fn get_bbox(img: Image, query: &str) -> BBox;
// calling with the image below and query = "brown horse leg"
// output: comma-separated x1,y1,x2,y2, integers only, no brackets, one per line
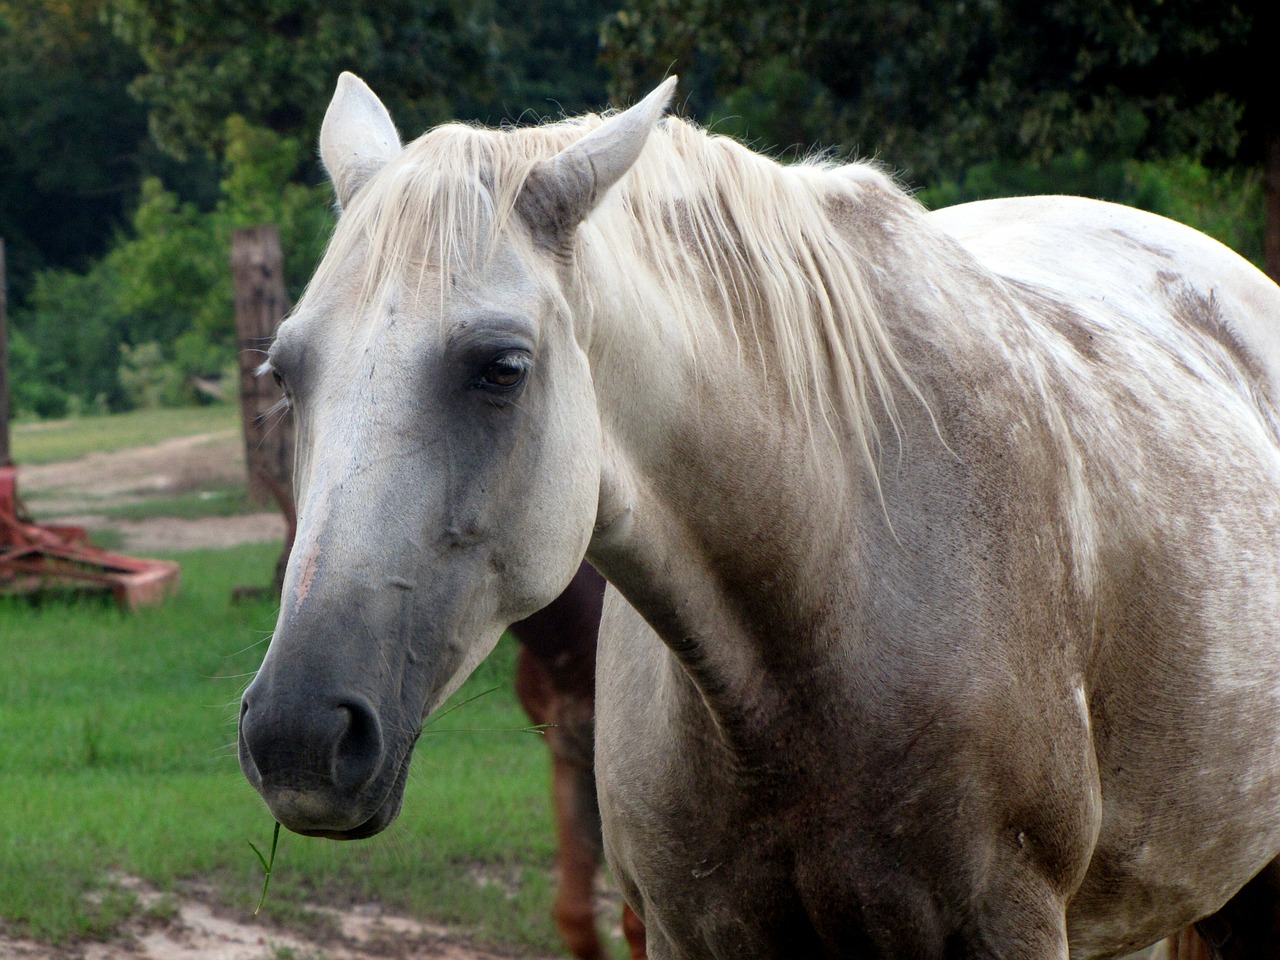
1178,856,1280,959
550,741,607,960
511,565,638,959
514,646,605,960
622,900,648,959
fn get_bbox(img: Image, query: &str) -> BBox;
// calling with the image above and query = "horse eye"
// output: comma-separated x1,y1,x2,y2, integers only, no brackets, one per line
479,353,530,390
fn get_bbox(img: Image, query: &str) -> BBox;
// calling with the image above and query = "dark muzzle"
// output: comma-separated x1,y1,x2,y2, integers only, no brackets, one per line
238,678,402,838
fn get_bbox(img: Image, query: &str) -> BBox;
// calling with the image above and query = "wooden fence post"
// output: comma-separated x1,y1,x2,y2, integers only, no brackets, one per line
0,238,10,467
230,226,294,506
230,226,297,597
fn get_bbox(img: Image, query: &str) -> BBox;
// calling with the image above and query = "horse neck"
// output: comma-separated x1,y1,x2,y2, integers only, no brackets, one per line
577,219,887,732
572,168,1021,741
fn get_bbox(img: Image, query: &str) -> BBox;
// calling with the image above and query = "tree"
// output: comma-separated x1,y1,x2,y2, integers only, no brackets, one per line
487,0,616,118
602,0,1278,279
107,0,621,163
10,118,331,415
0,0,152,299
108,0,504,159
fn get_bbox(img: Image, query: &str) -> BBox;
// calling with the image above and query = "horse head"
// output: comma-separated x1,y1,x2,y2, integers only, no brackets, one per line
237,73,675,838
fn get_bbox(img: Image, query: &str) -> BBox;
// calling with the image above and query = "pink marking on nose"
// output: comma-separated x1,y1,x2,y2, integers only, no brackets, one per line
293,541,322,609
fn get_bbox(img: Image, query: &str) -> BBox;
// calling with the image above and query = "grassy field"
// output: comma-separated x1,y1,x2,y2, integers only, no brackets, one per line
0,544,569,953
13,401,263,535
94,482,256,523
10,404,240,465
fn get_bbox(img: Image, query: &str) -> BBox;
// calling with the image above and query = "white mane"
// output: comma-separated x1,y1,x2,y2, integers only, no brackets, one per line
305,109,923,465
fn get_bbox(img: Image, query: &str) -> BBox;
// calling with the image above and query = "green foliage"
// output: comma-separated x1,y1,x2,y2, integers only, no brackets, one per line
707,57,836,154
919,154,1265,268
487,0,616,117
601,0,1271,278
0,0,150,298
10,119,331,417
602,0,1265,180
0,0,610,423
219,117,335,295
17,258,131,413
1128,159,1265,265
8,0,625,422
105,0,620,159
6,327,72,418
118,341,187,409
0,0,619,311
107,0,508,158
7,0,1270,424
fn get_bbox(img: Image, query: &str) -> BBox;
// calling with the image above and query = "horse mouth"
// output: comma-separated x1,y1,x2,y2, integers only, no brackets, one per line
245,734,417,842
303,743,413,840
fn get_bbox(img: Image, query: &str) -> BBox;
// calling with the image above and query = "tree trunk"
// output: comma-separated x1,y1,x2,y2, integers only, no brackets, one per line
230,226,294,506
230,226,297,598
0,238,10,467
1267,132,1280,286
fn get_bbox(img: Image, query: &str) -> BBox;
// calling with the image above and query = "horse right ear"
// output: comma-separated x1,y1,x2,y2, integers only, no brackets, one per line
320,72,402,212
517,76,677,251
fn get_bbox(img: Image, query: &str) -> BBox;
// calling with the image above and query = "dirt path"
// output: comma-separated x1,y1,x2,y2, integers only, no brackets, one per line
0,875,547,960
15,430,285,553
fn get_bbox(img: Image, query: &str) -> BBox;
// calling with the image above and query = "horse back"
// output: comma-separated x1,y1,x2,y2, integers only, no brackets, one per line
928,195,1280,410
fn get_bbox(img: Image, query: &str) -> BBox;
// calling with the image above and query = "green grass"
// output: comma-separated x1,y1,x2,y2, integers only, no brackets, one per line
0,544,565,953
95,483,256,522
78,528,125,552
10,405,239,465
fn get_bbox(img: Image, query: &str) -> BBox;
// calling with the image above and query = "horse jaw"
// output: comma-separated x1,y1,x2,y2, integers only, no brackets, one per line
320,71,402,210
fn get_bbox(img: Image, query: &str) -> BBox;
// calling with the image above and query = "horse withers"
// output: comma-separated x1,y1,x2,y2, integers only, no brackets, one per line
239,72,1280,958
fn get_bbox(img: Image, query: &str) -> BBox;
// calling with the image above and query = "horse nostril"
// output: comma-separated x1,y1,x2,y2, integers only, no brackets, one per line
238,686,388,807
333,698,385,792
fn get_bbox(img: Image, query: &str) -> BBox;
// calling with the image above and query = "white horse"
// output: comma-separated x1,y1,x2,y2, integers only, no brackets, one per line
238,73,1280,958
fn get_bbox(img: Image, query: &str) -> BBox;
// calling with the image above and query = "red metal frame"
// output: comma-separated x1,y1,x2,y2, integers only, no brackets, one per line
0,465,179,609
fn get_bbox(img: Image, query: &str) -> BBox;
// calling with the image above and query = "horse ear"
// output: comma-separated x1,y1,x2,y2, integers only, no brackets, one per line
320,72,402,211
517,76,677,250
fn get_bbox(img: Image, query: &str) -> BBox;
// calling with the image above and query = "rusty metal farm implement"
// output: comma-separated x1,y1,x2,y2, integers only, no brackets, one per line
0,238,179,608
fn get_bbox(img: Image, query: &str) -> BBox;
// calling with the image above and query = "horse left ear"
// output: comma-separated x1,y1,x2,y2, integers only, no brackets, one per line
517,76,677,250
320,72,402,212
